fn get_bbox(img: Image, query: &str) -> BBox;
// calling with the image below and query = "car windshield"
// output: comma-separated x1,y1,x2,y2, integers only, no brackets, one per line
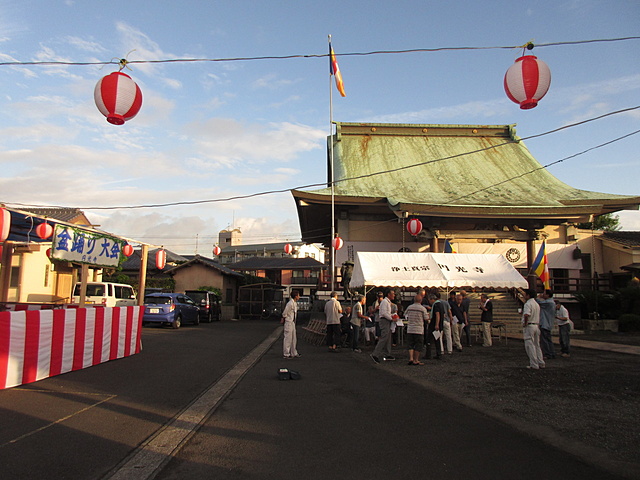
74,284,105,296
144,296,172,305
186,292,206,302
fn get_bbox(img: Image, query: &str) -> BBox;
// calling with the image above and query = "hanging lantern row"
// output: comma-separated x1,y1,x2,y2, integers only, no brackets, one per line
156,249,166,270
94,71,143,125
407,218,423,237
284,243,293,255
0,208,10,243
213,245,221,256
332,236,343,251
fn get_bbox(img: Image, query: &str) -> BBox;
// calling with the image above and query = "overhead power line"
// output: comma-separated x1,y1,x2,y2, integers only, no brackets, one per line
0,36,638,67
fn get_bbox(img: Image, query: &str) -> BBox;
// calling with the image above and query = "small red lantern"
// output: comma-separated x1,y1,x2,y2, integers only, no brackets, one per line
504,55,551,110
94,71,143,125
332,236,344,250
156,249,166,270
213,245,221,256
407,218,422,236
46,248,52,258
284,243,293,255
0,208,10,242
36,222,53,240
122,244,134,257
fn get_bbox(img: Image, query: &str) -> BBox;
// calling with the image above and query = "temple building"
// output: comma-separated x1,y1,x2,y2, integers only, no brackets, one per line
292,122,640,290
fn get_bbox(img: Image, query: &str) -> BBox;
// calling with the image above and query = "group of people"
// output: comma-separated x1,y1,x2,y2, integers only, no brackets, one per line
282,286,572,369
521,288,572,369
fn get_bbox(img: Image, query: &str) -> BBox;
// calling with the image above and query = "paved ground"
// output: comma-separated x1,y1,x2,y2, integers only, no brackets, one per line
155,326,640,480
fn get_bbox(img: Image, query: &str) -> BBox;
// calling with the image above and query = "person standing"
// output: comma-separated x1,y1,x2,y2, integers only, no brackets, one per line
425,293,444,360
282,290,300,359
479,293,493,347
450,293,466,351
555,299,571,358
371,289,396,363
324,291,342,352
522,289,545,369
460,290,472,347
405,294,428,365
441,293,453,354
536,290,557,359
350,295,369,353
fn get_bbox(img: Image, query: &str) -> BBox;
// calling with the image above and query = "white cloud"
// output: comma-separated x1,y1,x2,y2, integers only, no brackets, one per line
370,98,512,123
64,36,106,54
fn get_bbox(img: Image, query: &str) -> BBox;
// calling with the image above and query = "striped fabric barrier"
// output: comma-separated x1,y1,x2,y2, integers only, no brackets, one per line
0,306,143,390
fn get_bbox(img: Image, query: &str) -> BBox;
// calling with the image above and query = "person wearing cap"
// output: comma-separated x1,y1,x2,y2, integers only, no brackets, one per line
282,289,301,359
522,289,545,369
371,289,396,363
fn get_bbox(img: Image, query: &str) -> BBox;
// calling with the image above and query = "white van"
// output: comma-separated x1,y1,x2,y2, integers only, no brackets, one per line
72,282,137,307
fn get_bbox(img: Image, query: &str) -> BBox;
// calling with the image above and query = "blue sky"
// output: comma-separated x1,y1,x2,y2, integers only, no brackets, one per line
0,0,639,254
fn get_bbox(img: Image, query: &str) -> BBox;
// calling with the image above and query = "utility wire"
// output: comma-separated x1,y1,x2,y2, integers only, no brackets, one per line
0,36,638,67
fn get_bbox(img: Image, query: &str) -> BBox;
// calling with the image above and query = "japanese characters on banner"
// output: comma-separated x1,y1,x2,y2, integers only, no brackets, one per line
51,224,127,267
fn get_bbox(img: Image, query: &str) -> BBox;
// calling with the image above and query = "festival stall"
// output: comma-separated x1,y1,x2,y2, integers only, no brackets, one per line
349,252,528,289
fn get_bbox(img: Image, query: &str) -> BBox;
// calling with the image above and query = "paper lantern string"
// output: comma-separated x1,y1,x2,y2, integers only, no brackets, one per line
115,50,137,72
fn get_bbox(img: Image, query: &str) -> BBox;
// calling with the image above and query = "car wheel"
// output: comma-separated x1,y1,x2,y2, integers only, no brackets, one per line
216,311,222,322
193,314,200,326
172,315,182,329
207,312,213,323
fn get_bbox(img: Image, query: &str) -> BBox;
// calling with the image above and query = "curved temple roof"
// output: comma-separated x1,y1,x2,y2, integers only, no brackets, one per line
293,122,639,220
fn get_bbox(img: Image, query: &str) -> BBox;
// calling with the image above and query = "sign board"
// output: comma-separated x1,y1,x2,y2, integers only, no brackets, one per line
51,224,126,267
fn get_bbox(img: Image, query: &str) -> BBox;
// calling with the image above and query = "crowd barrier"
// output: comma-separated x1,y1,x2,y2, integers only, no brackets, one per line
0,306,143,390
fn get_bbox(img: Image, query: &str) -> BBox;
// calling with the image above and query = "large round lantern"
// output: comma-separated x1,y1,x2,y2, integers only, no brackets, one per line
0,208,10,242
213,245,221,256
94,71,143,125
332,236,344,250
156,249,166,270
284,243,293,255
504,55,551,110
407,218,422,236
122,244,134,257
36,222,53,240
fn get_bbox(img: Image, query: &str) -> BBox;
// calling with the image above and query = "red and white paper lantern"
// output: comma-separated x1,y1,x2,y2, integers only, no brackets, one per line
284,243,293,255
122,244,134,257
156,249,166,270
36,222,53,240
94,71,143,125
0,208,10,242
407,218,423,236
504,55,551,110
213,245,221,256
332,236,344,250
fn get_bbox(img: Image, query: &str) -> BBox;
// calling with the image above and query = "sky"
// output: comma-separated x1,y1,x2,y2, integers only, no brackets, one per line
0,0,639,255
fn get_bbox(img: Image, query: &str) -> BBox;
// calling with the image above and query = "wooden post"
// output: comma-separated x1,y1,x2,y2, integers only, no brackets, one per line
138,245,149,306
79,264,89,306
526,235,537,291
430,237,439,253
0,242,13,303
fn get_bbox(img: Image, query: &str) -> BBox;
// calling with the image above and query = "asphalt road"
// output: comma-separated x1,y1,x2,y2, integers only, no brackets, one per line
0,319,277,480
0,319,630,480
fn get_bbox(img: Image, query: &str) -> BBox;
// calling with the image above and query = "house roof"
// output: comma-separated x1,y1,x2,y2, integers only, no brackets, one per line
120,248,188,271
600,231,640,248
292,122,640,221
228,257,325,270
18,207,95,225
167,254,243,277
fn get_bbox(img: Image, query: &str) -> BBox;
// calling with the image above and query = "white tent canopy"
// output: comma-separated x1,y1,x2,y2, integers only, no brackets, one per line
349,252,528,289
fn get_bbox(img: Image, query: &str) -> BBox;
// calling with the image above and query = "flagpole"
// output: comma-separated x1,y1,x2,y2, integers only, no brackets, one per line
328,34,336,292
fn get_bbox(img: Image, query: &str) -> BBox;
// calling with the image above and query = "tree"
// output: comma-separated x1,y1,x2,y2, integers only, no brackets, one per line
577,213,621,232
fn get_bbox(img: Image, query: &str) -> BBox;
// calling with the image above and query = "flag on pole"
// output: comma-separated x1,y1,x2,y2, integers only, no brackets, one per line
444,240,457,253
329,42,346,97
531,240,551,289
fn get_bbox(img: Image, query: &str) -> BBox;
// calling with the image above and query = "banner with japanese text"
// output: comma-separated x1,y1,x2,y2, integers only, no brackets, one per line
51,224,125,267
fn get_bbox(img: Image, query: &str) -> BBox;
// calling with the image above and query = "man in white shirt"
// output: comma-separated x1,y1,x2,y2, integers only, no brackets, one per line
282,290,300,359
324,291,342,352
522,289,545,369
555,299,571,358
371,289,396,363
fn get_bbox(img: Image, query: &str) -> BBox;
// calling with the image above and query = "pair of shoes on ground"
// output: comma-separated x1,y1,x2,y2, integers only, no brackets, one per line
561,353,570,358
407,361,424,366
283,354,301,359
352,348,362,353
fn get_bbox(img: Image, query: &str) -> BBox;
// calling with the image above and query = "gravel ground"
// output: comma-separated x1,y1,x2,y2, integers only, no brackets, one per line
352,334,640,474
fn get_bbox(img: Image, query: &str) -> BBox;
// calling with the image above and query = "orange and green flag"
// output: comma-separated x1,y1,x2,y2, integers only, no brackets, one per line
531,240,550,289
329,42,346,97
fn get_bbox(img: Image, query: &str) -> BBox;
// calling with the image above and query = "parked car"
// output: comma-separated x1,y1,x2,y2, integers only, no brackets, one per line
184,290,222,323
142,293,200,329
72,282,137,307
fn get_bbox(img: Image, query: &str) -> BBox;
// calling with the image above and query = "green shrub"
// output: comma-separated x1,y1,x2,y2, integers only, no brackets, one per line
618,314,640,332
